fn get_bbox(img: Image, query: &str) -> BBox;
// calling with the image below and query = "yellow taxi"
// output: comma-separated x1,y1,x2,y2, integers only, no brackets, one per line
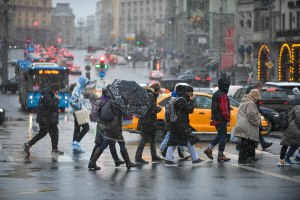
122,92,269,135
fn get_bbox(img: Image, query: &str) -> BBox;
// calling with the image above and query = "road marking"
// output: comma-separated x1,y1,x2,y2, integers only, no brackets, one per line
232,164,300,184
0,188,56,197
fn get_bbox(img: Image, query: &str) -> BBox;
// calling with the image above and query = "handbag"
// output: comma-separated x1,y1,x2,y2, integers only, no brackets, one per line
74,109,90,125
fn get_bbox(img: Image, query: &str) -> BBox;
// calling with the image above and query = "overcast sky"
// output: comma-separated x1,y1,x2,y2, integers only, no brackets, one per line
52,0,98,24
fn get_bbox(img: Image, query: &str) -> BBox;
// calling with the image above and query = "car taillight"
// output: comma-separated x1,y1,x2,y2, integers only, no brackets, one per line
195,76,201,81
258,101,264,105
284,101,288,105
206,76,211,81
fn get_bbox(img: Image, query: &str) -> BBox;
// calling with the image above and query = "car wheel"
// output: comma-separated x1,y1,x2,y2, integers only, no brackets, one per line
262,118,272,136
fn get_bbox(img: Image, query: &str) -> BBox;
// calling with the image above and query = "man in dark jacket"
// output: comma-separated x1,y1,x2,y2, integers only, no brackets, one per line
135,83,163,163
23,84,64,155
204,77,231,162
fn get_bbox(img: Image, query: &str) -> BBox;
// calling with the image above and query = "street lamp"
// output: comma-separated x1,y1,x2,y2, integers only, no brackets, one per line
1,0,10,84
78,18,85,49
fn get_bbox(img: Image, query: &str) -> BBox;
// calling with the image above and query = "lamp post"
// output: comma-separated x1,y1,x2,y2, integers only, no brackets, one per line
78,18,85,49
217,5,223,80
1,0,9,84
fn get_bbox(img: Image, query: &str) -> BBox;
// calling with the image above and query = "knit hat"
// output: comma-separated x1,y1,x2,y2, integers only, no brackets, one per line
249,89,261,100
293,87,300,95
150,83,161,92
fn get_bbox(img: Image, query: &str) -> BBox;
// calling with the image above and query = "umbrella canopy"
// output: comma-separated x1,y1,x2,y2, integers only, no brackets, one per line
107,79,151,117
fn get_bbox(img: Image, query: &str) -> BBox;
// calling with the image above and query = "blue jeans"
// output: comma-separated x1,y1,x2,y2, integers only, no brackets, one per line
159,131,185,152
209,123,227,155
166,141,199,161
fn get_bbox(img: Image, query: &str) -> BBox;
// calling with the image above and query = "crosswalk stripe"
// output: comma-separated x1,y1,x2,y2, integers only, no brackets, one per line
232,164,300,184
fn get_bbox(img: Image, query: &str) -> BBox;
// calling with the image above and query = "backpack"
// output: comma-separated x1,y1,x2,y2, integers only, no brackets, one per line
99,101,114,122
89,100,101,122
165,97,179,124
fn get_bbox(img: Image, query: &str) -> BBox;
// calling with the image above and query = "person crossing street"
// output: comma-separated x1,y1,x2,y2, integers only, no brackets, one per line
23,83,64,155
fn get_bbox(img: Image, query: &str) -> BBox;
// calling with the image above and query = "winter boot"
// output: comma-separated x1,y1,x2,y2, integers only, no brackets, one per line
121,149,138,170
109,144,125,167
88,147,102,170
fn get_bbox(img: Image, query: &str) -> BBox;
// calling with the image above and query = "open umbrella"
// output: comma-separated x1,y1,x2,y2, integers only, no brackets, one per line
107,79,150,117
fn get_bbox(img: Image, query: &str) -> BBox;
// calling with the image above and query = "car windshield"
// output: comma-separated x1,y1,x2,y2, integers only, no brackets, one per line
261,91,288,99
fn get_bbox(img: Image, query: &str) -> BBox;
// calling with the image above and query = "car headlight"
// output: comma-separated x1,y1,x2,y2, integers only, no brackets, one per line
261,115,265,121
0,108,3,112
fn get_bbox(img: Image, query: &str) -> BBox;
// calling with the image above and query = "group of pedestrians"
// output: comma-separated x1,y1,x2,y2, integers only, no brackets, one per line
22,75,300,170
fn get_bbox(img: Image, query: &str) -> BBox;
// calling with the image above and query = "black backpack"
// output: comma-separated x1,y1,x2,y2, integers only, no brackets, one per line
99,101,114,122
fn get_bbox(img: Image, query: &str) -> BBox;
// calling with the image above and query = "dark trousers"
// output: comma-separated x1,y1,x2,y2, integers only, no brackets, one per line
73,114,89,142
210,123,227,154
280,145,299,159
98,138,126,154
239,138,256,161
135,133,157,160
28,123,59,149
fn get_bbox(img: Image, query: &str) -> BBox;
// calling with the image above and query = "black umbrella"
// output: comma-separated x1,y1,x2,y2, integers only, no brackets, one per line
107,79,151,117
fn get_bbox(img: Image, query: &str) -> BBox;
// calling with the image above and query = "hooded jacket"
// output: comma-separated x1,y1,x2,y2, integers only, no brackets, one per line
280,105,300,146
70,76,89,113
36,88,59,124
233,94,260,142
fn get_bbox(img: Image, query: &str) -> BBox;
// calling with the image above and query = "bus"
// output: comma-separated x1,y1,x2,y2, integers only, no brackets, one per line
16,60,70,111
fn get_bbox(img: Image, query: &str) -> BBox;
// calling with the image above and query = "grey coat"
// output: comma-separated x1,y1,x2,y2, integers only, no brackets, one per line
280,105,300,146
233,94,260,142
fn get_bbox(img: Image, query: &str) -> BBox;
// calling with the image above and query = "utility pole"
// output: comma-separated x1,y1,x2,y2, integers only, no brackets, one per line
218,4,223,80
1,0,9,84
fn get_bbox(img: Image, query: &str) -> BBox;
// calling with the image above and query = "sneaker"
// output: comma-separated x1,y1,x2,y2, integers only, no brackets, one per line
152,156,163,162
179,149,191,160
165,160,178,167
204,148,213,160
72,142,85,153
135,158,149,164
217,154,231,162
278,159,290,167
23,143,31,155
285,157,294,165
262,142,273,151
52,149,64,155
192,158,205,165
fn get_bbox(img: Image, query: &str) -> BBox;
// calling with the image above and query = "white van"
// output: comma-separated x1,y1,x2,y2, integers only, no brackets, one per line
264,82,300,99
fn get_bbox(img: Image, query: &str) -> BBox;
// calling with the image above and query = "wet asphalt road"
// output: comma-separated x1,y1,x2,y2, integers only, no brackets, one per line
1,93,300,200
1,49,300,199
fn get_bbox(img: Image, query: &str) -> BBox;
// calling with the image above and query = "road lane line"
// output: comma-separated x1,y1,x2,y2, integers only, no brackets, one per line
0,188,56,197
232,164,300,184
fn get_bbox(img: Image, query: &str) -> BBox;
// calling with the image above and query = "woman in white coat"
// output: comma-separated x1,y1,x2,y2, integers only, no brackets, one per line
234,89,261,163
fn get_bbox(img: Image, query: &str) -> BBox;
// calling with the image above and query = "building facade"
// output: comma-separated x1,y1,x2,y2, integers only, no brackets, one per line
0,0,53,46
52,3,75,48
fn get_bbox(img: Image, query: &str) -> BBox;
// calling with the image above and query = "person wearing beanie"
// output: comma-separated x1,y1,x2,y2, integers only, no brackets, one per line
135,84,163,164
23,83,64,155
70,76,90,153
204,77,231,162
234,89,261,163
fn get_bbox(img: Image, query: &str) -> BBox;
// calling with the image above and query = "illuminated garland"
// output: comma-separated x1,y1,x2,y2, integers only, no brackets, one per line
257,45,270,81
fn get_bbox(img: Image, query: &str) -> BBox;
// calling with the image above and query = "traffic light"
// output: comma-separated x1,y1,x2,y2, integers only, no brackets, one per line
96,56,108,69
136,40,141,45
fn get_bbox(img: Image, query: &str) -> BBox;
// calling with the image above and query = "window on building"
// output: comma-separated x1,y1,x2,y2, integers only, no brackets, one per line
297,11,300,30
282,13,285,30
289,12,293,30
